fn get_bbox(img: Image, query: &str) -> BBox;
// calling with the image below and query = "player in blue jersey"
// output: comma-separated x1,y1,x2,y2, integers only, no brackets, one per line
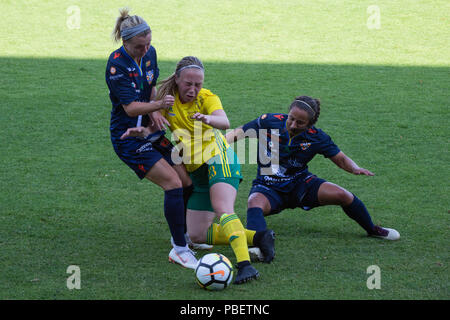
226,95,400,260
105,9,197,269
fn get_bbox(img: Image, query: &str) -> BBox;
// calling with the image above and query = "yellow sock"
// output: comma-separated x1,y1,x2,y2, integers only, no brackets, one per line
245,229,256,246
206,223,228,245
206,223,256,246
219,213,250,263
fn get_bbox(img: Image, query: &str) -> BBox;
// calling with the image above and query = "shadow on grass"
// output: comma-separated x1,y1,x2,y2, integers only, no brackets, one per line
0,57,448,126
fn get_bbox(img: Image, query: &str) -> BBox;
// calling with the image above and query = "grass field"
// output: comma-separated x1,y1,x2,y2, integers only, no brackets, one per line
0,0,448,301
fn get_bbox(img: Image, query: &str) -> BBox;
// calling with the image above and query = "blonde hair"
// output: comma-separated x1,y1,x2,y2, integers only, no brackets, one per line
156,56,204,100
112,8,151,42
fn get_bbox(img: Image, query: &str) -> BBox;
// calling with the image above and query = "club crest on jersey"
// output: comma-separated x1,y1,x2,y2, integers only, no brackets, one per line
300,141,311,150
110,66,116,75
146,70,154,84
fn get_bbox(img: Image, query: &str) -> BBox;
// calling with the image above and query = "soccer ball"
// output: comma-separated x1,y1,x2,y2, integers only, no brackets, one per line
195,253,233,290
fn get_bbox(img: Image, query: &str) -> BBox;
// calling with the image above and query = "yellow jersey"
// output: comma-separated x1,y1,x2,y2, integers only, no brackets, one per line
161,88,230,172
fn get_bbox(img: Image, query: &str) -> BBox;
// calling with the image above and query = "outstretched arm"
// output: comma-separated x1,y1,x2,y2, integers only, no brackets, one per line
329,151,374,176
225,126,245,145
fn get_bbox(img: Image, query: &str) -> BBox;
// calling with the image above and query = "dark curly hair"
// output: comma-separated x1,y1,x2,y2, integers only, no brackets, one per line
289,96,321,126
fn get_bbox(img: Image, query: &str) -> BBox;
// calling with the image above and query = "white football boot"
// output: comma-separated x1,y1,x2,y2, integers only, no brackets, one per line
168,247,198,269
370,225,400,240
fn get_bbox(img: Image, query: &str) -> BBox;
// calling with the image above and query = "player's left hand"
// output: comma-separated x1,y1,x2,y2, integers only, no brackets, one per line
353,168,374,176
191,112,211,124
120,126,150,140
149,111,170,131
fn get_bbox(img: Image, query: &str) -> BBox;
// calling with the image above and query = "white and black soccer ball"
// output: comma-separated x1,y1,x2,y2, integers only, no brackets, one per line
195,253,233,290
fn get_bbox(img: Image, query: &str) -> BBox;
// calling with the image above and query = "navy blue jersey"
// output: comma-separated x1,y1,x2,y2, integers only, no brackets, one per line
242,113,340,191
106,46,160,141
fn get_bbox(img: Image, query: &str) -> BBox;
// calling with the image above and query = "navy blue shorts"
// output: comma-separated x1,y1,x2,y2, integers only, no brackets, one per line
249,174,326,215
112,133,175,180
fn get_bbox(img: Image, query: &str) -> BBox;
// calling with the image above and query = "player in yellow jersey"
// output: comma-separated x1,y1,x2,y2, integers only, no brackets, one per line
121,56,275,284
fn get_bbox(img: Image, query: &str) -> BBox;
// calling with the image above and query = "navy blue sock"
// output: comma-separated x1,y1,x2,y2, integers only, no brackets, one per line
246,207,267,232
342,195,375,234
164,188,186,247
182,184,194,233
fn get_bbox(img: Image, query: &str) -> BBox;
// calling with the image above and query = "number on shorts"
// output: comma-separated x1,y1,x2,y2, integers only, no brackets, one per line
208,166,217,180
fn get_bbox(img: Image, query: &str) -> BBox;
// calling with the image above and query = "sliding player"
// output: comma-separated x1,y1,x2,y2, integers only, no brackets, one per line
226,95,400,260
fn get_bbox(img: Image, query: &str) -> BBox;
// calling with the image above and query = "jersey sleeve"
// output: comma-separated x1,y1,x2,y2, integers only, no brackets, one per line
242,118,260,132
106,62,138,106
242,113,277,132
202,94,223,115
318,131,341,158
241,114,273,140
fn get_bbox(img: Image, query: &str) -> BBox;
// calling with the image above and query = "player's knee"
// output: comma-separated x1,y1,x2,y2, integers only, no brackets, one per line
247,197,259,208
337,189,354,206
247,193,268,210
164,175,183,190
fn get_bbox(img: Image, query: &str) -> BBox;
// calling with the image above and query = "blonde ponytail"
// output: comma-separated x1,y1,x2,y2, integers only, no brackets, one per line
112,8,150,42
156,74,177,100
112,8,130,42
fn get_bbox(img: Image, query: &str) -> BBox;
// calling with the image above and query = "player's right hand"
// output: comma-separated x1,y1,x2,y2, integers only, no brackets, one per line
160,95,175,109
